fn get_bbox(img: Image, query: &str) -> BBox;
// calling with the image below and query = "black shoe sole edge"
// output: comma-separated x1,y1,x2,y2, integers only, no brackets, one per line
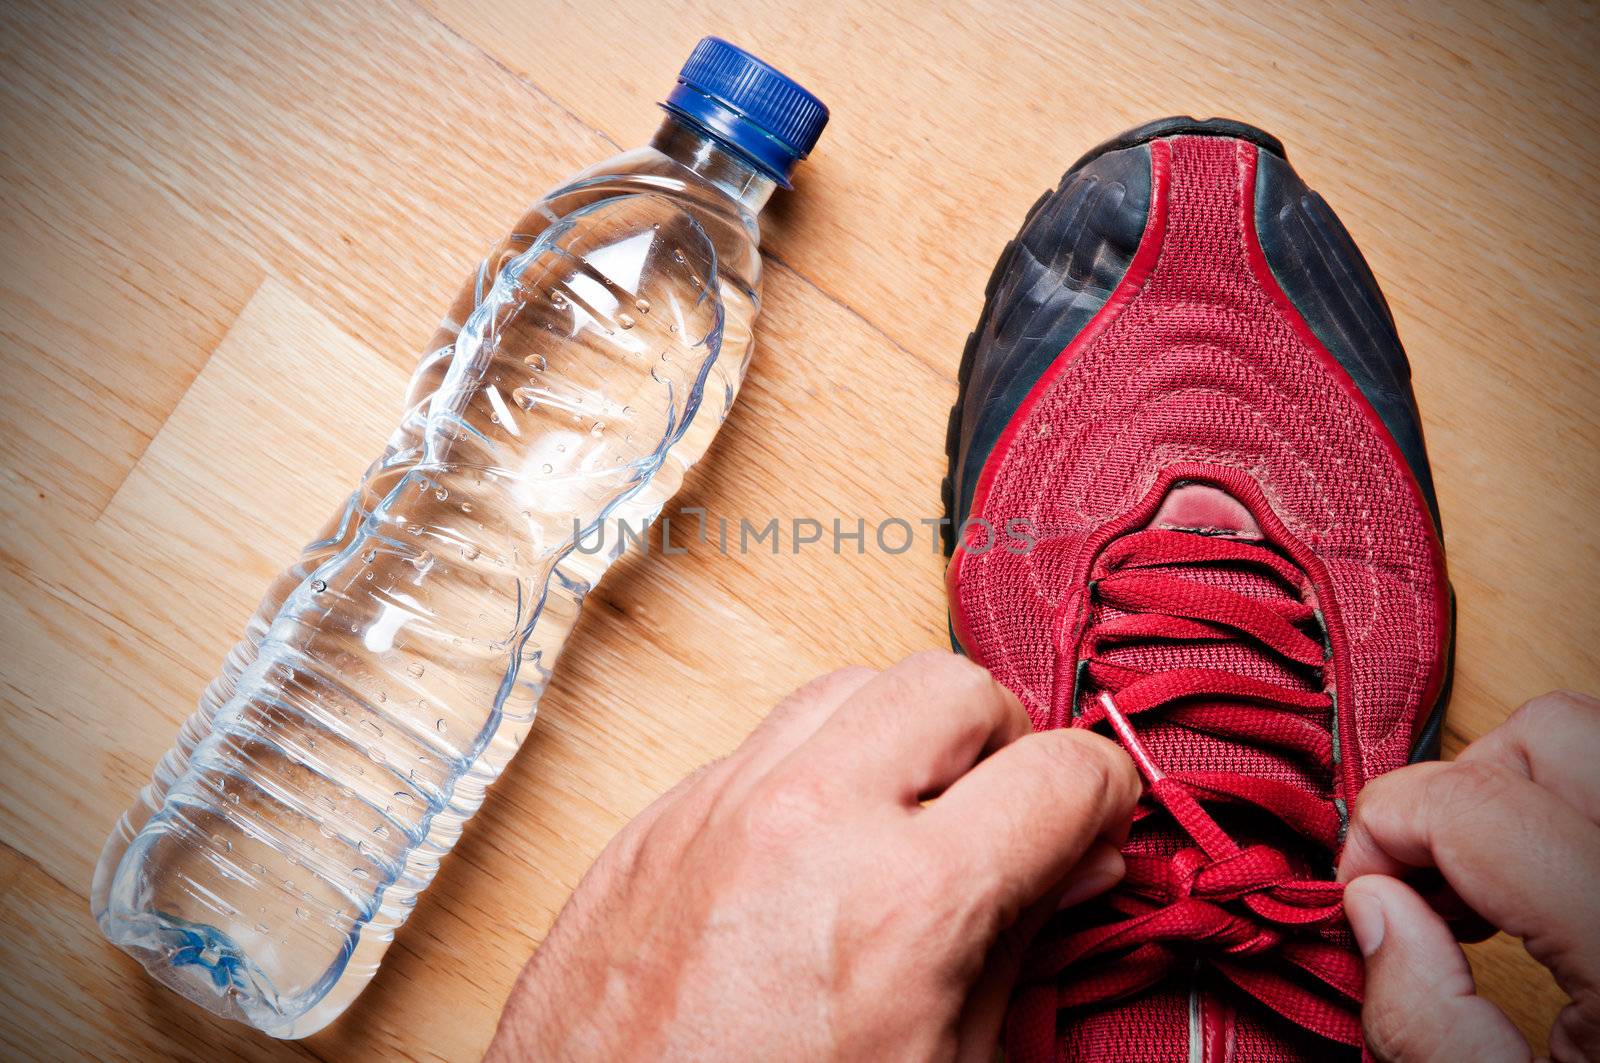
1066,115,1286,175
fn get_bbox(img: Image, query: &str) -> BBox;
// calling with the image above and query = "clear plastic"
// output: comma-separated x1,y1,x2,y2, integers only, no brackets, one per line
91,117,773,1037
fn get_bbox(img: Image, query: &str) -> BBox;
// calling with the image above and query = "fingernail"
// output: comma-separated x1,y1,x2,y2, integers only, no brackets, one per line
1344,882,1386,956
1058,846,1125,910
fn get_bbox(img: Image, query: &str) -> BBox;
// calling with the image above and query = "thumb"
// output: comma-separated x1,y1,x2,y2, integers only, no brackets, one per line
1344,875,1528,1062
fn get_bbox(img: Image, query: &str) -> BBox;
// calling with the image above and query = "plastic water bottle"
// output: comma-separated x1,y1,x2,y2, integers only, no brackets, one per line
91,38,827,1038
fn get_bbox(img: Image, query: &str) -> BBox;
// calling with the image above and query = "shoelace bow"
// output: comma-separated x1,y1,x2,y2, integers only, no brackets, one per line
1022,528,1364,1049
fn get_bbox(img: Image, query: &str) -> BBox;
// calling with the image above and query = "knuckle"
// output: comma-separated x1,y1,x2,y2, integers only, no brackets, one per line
739,772,830,844
1515,689,1600,732
886,651,1018,731
796,665,875,703
1437,759,1518,811
830,664,878,687
909,649,994,697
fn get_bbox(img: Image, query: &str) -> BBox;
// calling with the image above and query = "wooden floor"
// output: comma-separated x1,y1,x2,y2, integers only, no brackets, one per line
1,1,1595,1059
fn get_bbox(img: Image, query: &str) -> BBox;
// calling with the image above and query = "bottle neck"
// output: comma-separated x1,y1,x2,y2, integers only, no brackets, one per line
651,116,777,213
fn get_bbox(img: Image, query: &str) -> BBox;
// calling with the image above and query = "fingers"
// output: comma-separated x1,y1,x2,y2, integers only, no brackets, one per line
611,666,878,864
952,841,1125,1062
922,726,1139,919
731,665,880,779
1344,875,1528,1062
1457,691,1600,824
787,651,1033,803
1339,757,1600,1047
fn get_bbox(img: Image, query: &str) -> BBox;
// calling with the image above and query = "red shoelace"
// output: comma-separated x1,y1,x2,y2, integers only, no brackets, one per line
1017,528,1363,1050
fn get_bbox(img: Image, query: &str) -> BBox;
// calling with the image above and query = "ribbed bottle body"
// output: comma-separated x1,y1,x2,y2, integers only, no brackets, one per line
92,146,762,1037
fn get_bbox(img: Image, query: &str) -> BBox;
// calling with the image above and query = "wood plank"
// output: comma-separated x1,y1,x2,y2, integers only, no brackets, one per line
0,0,1593,1057
0,843,312,1062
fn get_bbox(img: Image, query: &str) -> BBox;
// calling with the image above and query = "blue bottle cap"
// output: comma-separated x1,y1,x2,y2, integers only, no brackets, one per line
663,37,828,189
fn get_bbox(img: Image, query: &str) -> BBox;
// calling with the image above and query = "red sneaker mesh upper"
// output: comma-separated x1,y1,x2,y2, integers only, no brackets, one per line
951,134,1447,778
949,135,1450,1061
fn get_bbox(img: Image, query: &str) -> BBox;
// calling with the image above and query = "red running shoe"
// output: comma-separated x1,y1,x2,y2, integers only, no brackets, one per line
943,118,1452,1059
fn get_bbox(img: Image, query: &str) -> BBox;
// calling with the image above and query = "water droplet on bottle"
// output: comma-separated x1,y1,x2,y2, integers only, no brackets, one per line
362,549,377,564
211,833,231,852
436,718,448,734
226,791,240,804
412,550,433,570
365,571,374,580
524,353,548,371
673,249,686,263
310,579,327,593
541,463,553,474
512,387,536,410
635,297,651,314
462,543,480,560
392,791,414,805
617,313,635,330
407,662,424,678
460,501,473,513
668,322,678,334
434,487,448,502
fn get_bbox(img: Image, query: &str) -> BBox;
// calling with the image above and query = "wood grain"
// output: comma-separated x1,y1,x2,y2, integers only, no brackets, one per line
0,0,1594,1058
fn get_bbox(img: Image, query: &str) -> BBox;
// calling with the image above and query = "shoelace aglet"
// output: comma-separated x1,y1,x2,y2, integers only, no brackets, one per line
1098,691,1167,785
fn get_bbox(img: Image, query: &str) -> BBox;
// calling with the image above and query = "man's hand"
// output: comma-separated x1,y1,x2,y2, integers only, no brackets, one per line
487,651,1139,1061
1339,690,1600,1063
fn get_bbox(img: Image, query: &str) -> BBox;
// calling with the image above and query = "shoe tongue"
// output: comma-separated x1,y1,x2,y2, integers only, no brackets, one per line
1146,482,1265,539
1082,485,1331,856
